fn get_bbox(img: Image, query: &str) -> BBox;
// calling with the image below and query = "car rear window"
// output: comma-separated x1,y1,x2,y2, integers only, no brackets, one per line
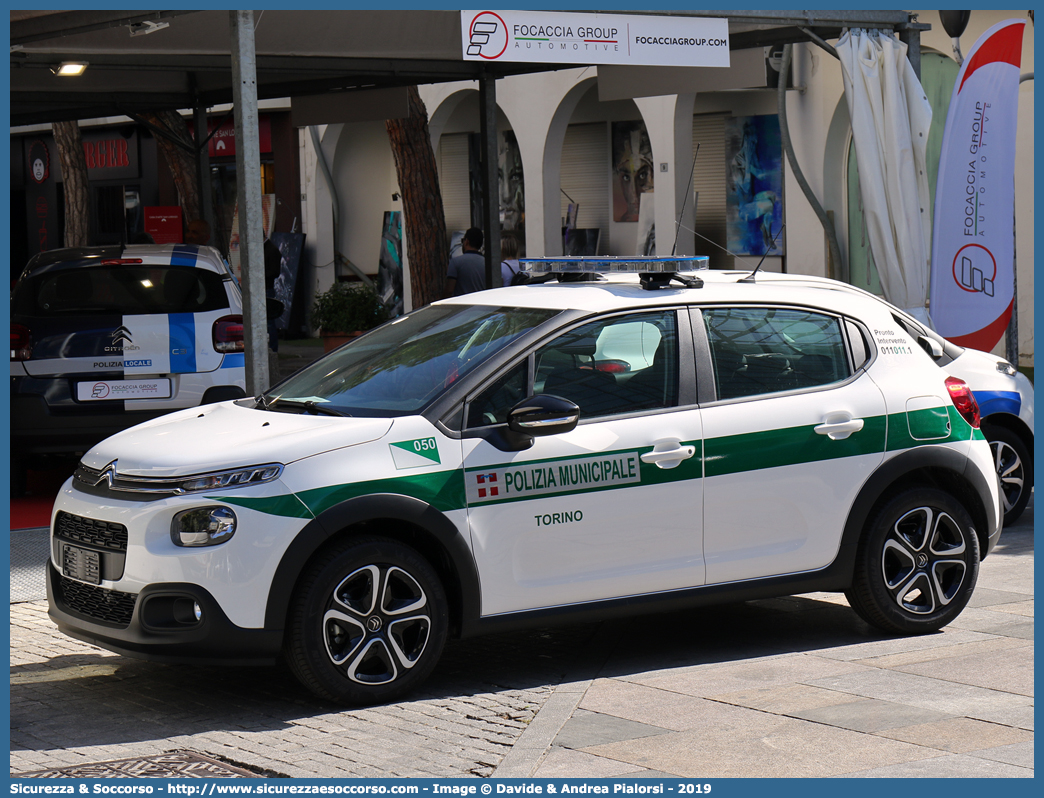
12,266,230,316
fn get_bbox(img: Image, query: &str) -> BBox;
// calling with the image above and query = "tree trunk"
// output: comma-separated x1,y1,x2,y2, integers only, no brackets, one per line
386,86,449,308
142,110,202,226
52,120,91,247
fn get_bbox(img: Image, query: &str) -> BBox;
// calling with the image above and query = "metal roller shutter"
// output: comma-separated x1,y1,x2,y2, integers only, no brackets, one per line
437,133,471,236
692,114,729,269
560,122,610,253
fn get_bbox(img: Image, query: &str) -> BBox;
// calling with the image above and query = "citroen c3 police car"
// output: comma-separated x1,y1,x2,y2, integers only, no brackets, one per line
47,257,1002,705
746,272,1034,526
11,244,247,493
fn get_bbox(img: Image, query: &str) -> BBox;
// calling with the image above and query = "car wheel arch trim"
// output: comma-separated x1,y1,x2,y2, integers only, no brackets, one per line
841,445,998,577
264,493,480,634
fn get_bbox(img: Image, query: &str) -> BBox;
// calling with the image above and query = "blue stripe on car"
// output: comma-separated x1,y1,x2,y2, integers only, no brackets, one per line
168,314,197,373
973,390,1021,419
170,245,199,267
220,353,245,369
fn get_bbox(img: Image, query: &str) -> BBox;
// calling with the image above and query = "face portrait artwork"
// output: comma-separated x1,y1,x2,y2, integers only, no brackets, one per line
28,140,50,184
612,121,654,223
498,130,525,233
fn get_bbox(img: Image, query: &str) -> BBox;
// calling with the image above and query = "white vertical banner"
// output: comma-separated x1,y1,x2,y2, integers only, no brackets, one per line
929,19,1025,350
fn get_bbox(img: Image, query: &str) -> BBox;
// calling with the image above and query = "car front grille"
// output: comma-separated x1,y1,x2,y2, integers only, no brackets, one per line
58,576,137,627
54,511,128,552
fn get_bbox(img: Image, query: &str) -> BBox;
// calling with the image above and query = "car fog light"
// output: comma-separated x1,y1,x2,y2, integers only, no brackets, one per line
194,602,203,622
171,507,237,547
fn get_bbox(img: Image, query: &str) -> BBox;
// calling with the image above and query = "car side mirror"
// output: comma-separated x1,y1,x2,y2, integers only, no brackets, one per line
918,335,944,360
485,394,580,452
508,394,580,436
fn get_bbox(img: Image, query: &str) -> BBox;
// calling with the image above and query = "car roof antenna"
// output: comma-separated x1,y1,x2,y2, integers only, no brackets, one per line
671,143,700,257
739,224,785,283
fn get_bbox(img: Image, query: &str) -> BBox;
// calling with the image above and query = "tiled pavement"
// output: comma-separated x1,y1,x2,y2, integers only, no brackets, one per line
11,498,1033,778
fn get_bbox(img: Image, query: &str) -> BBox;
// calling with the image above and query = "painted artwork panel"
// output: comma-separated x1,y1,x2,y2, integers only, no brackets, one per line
725,115,785,257
612,121,654,222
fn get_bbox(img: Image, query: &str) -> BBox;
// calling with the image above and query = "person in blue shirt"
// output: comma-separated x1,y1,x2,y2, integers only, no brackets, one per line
445,227,486,297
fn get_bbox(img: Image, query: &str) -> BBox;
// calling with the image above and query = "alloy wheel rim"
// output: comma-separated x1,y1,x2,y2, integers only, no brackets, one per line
322,564,431,685
990,440,1025,514
881,506,967,615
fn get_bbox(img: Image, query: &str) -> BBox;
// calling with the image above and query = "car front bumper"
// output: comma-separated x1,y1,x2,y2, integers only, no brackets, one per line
46,561,283,665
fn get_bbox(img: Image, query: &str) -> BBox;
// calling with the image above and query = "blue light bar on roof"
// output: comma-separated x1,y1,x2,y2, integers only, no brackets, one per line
520,256,709,275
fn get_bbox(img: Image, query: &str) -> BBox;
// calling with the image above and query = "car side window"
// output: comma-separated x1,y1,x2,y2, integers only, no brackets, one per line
466,362,528,428
704,307,850,400
535,310,678,420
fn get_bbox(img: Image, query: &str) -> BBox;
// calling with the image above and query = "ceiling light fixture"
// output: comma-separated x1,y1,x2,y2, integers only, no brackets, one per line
129,20,170,37
52,62,89,77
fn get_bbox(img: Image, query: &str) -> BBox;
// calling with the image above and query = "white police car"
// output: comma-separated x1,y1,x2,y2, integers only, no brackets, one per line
747,273,1034,525
11,244,246,493
47,258,1002,705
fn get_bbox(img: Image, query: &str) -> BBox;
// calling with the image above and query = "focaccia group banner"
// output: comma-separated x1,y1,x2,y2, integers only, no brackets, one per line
461,10,729,67
929,19,1025,350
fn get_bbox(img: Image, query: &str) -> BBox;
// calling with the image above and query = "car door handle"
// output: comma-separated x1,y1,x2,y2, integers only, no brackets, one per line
814,413,865,441
640,441,696,469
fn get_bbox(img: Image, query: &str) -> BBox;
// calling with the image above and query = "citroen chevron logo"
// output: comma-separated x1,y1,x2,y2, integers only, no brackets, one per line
111,326,133,345
94,461,119,489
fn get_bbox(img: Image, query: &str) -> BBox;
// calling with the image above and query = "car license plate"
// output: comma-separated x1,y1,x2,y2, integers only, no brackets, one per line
62,544,101,585
76,379,172,401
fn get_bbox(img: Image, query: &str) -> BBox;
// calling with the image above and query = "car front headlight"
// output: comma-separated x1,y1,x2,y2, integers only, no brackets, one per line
996,361,1018,377
171,507,237,547
178,464,283,493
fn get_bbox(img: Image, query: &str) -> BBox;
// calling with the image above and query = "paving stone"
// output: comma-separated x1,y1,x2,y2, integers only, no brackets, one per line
580,676,740,731
623,653,872,698
851,636,1029,670
532,746,651,778
969,741,1035,769
555,709,670,749
838,753,1033,778
712,683,877,715
876,716,1034,753
890,644,1034,696
791,698,953,733
966,587,1032,608
948,607,1035,639
577,714,940,778
988,600,1034,617
806,668,1034,727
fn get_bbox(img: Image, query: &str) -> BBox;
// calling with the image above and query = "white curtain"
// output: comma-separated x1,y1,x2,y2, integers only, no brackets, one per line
837,28,933,325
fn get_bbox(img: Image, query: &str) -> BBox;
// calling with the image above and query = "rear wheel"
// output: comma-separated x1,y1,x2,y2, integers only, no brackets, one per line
984,425,1032,526
846,488,979,634
286,536,448,705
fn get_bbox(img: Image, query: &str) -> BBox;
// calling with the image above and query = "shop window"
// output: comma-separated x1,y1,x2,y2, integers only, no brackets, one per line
92,184,143,245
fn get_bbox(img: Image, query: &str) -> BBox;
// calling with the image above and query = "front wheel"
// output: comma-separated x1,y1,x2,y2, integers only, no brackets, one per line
846,488,980,634
286,536,448,705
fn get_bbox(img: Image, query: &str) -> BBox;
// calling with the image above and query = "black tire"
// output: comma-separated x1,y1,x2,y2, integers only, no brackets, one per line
846,488,979,634
984,425,1032,526
286,536,448,705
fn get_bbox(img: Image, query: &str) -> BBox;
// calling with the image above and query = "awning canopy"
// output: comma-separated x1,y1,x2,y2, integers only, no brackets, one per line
10,9,927,127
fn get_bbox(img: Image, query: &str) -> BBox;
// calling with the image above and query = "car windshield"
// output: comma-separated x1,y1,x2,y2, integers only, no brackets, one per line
266,304,560,416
